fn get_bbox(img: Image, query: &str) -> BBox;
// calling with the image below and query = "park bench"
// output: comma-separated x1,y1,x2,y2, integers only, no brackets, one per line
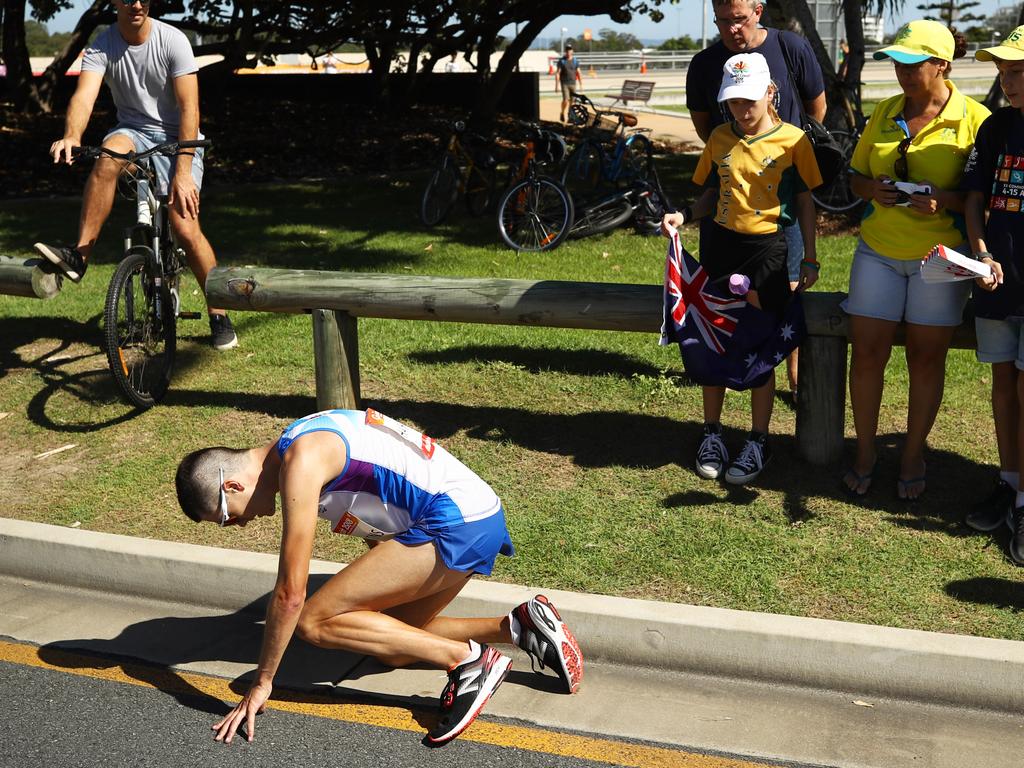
205,267,979,467
604,79,655,109
0,256,64,300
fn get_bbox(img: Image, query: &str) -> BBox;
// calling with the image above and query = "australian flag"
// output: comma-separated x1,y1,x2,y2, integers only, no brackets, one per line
659,227,806,390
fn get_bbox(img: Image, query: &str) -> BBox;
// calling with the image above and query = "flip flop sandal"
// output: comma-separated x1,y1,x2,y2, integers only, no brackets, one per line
897,475,927,502
842,466,874,499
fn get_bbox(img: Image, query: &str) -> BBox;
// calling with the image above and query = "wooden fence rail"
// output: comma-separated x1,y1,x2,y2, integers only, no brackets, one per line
0,257,64,300
205,266,979,466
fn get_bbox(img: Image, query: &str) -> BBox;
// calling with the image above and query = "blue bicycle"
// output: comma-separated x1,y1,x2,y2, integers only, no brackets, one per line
561,93,654,205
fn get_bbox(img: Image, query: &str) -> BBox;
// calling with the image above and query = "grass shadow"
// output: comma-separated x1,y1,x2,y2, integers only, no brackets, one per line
945,577,1024,612
408,344,671,380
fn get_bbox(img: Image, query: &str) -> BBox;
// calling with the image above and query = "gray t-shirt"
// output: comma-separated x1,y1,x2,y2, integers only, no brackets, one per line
82,19,197,133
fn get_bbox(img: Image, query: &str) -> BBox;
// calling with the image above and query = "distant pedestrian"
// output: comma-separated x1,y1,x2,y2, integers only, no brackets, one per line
444,52,459,73
176,408,583,745
324,51,339,74
555,43,582,122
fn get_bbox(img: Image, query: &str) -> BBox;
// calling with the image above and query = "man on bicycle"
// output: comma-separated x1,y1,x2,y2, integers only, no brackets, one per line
35,0,237,350
175,408,583,744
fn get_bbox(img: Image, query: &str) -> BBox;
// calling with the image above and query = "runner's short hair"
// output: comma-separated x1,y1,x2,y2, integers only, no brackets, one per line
175,447,248,522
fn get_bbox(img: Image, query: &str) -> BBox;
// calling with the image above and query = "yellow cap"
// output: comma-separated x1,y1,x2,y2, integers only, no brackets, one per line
976,25,1024,62
874,20,954,64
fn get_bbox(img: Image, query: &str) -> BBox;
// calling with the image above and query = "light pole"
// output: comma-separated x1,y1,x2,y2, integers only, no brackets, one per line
561,26,568,53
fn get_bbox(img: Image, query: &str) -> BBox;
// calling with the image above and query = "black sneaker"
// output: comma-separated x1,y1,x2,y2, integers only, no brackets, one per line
966,477,1016,532
427,641,511,745
209,314,238,350
695,423,729,480
725,432,771,485
1010,507,1024,567
33,242,87,283
510,594,583,694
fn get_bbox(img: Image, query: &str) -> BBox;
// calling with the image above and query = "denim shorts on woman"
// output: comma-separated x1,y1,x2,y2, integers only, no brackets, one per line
842,238,970,327
975,316,1024,368
104,126,205,198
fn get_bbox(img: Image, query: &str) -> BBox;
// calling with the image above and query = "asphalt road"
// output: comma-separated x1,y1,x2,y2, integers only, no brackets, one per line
0,653,809,768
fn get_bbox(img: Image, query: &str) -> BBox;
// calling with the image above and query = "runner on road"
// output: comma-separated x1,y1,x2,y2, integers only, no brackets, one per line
175,408,583,745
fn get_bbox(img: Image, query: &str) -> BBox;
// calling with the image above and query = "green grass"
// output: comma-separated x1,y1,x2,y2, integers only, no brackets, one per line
2,161,1022,642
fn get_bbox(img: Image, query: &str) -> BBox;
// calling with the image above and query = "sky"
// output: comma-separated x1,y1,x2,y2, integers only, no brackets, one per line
43,0,1016,44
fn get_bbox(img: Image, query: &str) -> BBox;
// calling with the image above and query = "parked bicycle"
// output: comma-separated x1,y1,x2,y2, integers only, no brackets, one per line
812,84,867,213
569,174,672,241
71,139,209,409
561,93,654,203
496,123,574,252
420,120,497,226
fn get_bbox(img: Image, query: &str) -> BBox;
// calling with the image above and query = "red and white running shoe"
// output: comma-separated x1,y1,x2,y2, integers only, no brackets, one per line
427,641,512,745
511,594,583,694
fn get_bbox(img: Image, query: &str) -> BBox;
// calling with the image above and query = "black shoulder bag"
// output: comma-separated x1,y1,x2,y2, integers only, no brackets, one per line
777,31,845,185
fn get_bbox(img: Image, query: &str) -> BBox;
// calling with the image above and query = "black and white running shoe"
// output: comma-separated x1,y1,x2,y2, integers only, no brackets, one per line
427,641,512,745
510,594,583,694
33,242,87,283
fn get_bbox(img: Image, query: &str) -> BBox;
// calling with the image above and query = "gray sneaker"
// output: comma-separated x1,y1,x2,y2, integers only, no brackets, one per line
695,423,729,480
209,314,238,350
725,433,771,485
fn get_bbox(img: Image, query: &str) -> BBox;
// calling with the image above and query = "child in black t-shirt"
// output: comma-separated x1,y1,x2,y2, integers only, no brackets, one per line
961,26,1024,564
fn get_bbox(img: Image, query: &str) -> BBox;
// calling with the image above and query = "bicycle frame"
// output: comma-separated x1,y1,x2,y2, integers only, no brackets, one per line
121,161,178,325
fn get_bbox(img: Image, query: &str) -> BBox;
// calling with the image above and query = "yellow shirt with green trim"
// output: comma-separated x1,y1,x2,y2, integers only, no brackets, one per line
693,120,822,236
851,80,990,260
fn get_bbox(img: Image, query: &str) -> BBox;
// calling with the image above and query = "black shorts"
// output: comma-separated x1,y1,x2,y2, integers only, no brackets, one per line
698,220,791,316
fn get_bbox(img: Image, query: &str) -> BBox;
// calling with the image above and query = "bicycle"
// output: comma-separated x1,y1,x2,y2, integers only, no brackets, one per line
561,93,654,204
420,121,498,226
812,84,867,213
496,123,574,252
71,139,210,409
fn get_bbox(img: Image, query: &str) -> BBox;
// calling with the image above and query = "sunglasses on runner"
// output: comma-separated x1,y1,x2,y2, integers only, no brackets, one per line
894,136,912,181
117,0,151,7
217,468,229,526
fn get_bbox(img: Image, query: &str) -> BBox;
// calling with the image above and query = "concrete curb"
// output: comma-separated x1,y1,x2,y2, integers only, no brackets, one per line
3,517,1022,713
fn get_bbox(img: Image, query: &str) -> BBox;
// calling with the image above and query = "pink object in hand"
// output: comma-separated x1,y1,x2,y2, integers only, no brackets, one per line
729,274,751,296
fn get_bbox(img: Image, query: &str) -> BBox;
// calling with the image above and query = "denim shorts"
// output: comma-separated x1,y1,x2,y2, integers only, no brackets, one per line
784,221,804,282
104,126,205,197
843,238,970,327
976,316,1024,368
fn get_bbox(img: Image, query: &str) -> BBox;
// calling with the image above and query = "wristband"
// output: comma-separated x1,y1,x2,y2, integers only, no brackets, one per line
680,205,694,225
800,258,820,271
974,251,993,261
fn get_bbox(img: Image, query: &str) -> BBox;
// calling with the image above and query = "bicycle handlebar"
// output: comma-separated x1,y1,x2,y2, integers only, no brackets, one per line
71,138,212,162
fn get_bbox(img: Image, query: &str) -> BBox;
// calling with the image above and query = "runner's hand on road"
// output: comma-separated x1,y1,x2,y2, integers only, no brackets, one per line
213,680,271,743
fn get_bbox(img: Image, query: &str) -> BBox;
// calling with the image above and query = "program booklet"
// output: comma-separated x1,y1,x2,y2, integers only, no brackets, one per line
920,245,994,283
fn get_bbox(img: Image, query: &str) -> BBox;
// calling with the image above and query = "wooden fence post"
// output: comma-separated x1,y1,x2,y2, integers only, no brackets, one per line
0,257,63,299
312,309,360,410
796,334,847,465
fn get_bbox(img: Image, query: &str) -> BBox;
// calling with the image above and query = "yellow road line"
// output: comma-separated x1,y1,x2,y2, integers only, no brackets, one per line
0,639,773,768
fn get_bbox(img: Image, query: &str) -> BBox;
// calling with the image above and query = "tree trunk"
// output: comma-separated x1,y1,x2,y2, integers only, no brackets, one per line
471,15,553,126
838,0,866,131
2,0,34,110
29,0,110,114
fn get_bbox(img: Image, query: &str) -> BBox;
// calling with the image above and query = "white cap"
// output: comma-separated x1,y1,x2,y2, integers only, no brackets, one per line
717,53,772,102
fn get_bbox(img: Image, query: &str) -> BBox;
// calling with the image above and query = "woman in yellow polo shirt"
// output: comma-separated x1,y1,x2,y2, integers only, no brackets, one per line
842,21,990,500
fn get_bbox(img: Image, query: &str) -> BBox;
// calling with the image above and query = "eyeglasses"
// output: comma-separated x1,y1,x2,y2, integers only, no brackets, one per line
714,12,755,30
894,136,912,181
118,0,151,6
217,468,230,526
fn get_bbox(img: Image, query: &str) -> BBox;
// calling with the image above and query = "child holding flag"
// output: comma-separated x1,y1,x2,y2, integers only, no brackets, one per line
661,52,822,485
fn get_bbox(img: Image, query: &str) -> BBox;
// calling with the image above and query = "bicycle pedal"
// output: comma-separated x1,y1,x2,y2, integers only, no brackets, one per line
178,311,202,320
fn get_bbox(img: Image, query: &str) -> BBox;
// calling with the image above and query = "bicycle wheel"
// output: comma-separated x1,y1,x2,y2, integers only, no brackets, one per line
619,134,653,183
465,164,496,217
420,154,460,226
497,176,574,252
561,140,604,204
103,249,176,409
811,130,862,213
569,194,634,239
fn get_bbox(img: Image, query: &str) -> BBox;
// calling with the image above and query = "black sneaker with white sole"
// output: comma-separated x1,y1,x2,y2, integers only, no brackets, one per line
725,432,771,485
209,314,238,350
965,476,1015,532
33,242,87,283
427,641,512,745
695,422,729,480
510,594,583,694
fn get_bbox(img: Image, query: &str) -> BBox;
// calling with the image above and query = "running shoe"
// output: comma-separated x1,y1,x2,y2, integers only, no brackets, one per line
510,594,583,694
209,313,239,350
426,641,511,745
33,242,87,283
